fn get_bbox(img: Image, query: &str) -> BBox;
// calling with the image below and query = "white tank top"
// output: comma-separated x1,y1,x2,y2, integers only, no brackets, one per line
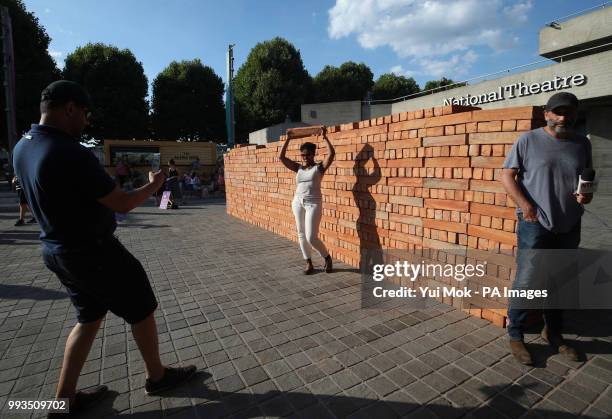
295,164,322,200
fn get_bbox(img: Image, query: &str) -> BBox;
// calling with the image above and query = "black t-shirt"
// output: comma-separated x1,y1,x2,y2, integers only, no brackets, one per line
13,124,117,251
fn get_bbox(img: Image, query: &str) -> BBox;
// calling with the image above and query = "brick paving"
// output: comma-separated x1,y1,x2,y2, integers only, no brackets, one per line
0,187,611,418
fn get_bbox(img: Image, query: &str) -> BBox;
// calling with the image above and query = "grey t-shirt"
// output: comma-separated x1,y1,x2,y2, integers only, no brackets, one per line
503,127,592,233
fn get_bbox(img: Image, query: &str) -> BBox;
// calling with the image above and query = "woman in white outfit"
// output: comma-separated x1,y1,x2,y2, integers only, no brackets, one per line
280,126,335,274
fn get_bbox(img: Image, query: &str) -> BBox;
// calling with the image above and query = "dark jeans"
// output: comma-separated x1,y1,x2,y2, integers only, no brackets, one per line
507,214,581,341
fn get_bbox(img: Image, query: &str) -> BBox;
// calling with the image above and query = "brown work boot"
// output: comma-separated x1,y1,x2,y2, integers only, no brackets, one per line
304,259,314,275
324,254,333,273
509,340,533,365
541,326,579,362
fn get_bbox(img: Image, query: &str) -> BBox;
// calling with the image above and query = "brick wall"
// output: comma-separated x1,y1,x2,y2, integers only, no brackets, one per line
224,105,546,327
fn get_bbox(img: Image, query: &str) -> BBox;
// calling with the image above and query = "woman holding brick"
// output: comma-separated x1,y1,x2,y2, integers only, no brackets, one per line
280,126,335,274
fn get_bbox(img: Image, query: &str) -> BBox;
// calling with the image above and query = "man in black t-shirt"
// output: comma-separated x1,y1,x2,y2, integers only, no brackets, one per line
13,81,196,413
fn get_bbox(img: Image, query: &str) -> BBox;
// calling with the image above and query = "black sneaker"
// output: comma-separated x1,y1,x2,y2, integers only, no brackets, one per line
27,217,37,224
14,219,25,226
71,385,109,412
144,365,197,395
47,385,108,418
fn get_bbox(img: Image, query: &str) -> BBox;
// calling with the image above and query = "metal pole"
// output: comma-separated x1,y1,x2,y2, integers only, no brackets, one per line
1,6,17,170
225,44,235,148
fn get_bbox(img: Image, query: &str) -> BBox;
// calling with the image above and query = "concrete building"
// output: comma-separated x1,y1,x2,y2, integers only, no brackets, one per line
300,5,612,192
248,121,309,145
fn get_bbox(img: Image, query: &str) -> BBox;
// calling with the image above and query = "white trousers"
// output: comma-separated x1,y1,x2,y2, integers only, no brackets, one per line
291,197,329,260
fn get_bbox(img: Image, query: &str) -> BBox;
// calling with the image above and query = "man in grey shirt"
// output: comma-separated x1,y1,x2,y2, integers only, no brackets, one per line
501,92,593,365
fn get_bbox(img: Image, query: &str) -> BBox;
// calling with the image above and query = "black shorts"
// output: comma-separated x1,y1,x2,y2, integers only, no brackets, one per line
42,237,158,324
18,190,27,205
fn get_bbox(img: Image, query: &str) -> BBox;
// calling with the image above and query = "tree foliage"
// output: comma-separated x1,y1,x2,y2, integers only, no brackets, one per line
371,73,420,101
151,59,225,141
233,37,311,140
0,0,59,145
312,62,373,103
63,43,149,140
423,77,466,92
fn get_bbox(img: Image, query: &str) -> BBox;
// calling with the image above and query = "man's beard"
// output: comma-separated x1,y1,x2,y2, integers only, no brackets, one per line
547,119,574,136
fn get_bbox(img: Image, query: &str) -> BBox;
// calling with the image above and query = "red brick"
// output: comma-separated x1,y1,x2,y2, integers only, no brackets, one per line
359,124,389,136
423,178,469,190
339,122,359,131
470,179,506,193
517,119,544,130
424,157,470,168
389,213,423,226
477,121,502,132
386,158,424,168
424,199,469,211
502,120,517,131
389,195,424,207
468,132,522,144
471,106,542,121
386,138,421,149
424,112,473,127
389,119,426,131
422,218,467,233
287,125,325,138
468,225,517,246
470,203,516,219
388,177,424,186
425,126,445,137
470,157,506,168
423,134,467,147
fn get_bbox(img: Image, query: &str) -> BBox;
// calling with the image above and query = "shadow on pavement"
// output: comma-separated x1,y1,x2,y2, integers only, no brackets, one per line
0,284,67,300
118,223,172,230
78,371,604,418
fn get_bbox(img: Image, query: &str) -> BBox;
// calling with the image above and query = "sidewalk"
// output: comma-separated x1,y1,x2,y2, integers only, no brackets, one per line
0,193,611,418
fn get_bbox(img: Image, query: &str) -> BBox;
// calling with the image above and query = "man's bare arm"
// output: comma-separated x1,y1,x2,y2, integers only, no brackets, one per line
500,168,538,222
98,171,165,213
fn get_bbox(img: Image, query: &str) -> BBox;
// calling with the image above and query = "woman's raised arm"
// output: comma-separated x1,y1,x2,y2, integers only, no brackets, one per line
279,135,300,172
319,126,335,173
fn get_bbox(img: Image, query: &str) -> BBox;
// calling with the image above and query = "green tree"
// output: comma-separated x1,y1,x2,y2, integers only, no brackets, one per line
423,77,466,92
0,0,59,146
63,43,149,140
233,37,311,141
371,73,420,101
151,59,225,141
312,61,373,103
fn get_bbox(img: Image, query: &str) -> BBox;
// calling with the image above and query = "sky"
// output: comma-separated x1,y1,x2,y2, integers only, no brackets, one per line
23,0,611,99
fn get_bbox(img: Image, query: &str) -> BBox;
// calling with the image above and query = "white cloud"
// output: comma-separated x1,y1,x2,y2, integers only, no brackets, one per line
416,49,478,78
328,0,532,78
504,0,532,24
49,50,63,59
44,8,51,14
390,65,416,77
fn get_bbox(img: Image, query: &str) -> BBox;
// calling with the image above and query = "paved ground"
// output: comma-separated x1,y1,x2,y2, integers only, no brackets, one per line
1,186,612,419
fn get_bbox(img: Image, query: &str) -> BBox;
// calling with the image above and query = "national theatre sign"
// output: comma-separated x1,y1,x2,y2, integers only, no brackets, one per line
443,74,587,106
